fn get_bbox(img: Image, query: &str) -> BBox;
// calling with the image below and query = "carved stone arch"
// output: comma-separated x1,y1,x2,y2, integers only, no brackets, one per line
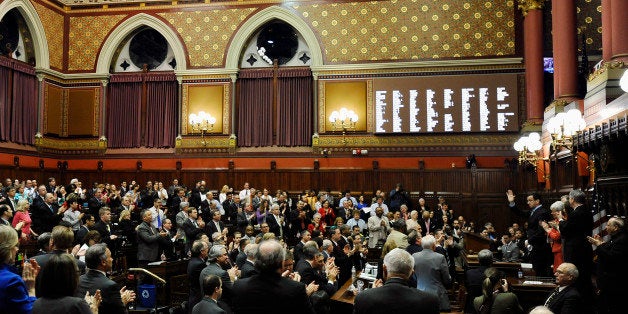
96,13,186,75
0,0,50,69
225,6,323,70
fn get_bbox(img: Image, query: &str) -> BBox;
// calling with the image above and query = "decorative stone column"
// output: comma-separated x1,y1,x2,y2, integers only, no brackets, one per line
610,0,628,61
518,0,545,124
601,0,612,61
551,0,578,100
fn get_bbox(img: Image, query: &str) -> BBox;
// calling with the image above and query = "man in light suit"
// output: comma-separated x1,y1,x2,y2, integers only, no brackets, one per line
137,210,169,267
199,244,238,309
544,263,582,314
355,248,439,314
412,235,452,312
76,243,135,314
192,274,225,314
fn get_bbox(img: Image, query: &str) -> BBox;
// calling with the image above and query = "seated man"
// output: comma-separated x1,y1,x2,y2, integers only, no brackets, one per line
354,248,439,314
499,233,521,262
544,262,582,314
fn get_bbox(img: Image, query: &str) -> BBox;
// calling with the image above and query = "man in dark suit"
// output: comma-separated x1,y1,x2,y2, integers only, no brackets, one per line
87,188,105,222
1,187,17,213
508,190,553,277
354,248,439,314
418,210,433,236
205,209,226,240
187,240,209,313
137,210,169,267
544,263,582,314
330,226,351,285
295,245,338,296
76,214,95,245
587,217,628,314
239,243,258,279
465,249,493,312
182,208,205,252
93,207,118,251
76,243,135,314
232,239,314,314
192,274,226,314
560,190,593,299
31,192,66,234
265,204,284,239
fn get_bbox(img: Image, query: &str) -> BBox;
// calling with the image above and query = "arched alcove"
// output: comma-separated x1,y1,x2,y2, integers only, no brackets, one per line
225,6,323,70
0,0,50,69
96,13,187,75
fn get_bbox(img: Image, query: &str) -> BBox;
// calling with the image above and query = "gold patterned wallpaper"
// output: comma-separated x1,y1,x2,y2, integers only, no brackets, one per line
576,0,602,53
68,14,126,71
292,0,516,63
159,8,257,68
32,2,64,70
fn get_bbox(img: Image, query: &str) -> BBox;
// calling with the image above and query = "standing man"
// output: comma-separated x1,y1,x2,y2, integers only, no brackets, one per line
137,210,169,267
239,182,252,208
87,188,105,222
587,217,628,314
266,204,284,239
559,189,592,299
367,207,389,248
187,240,209,313
412,235,451,312
93,207,118,253
147,198,167,230
507,190,553,277
199,245,238,309
355,248,439,314
192,275,225,314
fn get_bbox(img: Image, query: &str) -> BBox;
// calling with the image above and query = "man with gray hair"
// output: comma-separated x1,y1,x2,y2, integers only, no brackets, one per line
412,235,451,312
232,240,314,314
239,243,258,279
587,216,628,314
76,243,135,314
199,244,238,309
544,262,581,314
559,189,593,305
355,248,439,314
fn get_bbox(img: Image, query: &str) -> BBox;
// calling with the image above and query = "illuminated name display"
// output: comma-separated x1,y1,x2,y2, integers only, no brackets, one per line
373,74,519,134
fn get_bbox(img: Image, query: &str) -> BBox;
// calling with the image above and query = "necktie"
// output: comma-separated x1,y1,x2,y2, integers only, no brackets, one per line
545,287,560,306
157,213,162,229
107,224,111,233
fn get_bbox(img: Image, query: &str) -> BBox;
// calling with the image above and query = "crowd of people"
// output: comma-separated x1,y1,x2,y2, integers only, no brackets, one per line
0,177,626,314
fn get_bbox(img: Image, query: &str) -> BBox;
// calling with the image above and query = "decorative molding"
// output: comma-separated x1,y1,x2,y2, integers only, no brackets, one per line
175,135,235,153
588,60,626,82
316,134,520,148
517,0,544,17
34,136,106,155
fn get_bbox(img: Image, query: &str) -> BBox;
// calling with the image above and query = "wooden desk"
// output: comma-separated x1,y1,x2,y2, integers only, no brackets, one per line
330,276,356,305
464,233,491,254
507,277,556,312
146,259,189,307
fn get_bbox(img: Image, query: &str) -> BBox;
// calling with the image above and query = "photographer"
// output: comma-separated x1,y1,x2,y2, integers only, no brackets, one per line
473,268,523,314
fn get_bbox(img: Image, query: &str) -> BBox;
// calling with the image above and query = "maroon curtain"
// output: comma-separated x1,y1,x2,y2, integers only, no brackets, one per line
0,64,11,141
11,70,37,144
0,56,37,145
106,80,142,148
277,68,312,146
107,72,177,148
145,80,177,148
237,69,273,147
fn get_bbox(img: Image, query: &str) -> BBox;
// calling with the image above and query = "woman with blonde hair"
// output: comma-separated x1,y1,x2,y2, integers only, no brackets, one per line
12,199,38,241
0,224,39,312
219,185,231,204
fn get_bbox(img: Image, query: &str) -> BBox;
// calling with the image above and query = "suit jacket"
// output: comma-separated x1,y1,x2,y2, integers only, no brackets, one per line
473,292,523,314
595,231,628,294
545,285,582,314
75,226,90,245
509,204,552,248
87,197,104,220
93,221,113,248
265,214,284,238
76,269,125,314
559,204,592,266
465,266,488,312
182,219,204,243
199,262,233,305
137,221,162,262
32,296,91,314
205,220,225,238
192,297,225,314
239,260,258,279
354,277,439,314
187,257,207,312
30,200,61,234
295,259,337,295
412,248,451,311
231,272,314,314
418,218,433,236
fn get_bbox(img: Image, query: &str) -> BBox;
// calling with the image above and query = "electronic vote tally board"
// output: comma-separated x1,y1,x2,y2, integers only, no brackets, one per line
373,73,519,134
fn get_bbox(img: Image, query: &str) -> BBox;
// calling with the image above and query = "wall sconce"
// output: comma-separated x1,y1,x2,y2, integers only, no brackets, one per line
13,156,19,168
620,69,628,93
136,161,142,171
329,107,358,145
513,132,543,171
545,109,586,155
189,111,217,146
